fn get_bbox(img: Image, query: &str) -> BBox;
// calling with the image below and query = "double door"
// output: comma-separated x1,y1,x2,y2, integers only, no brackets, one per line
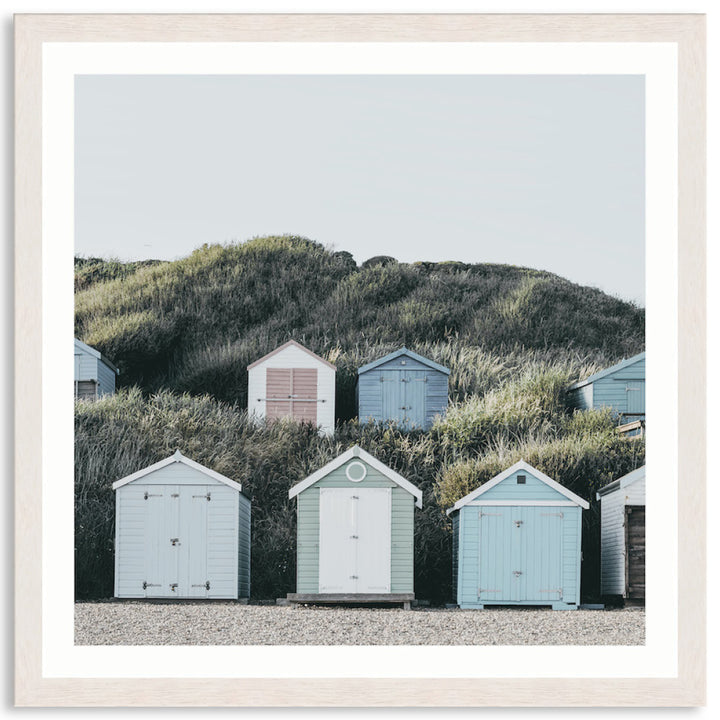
381,370,426,428
141,484,210,598
478,506,564,603
318,488,392,594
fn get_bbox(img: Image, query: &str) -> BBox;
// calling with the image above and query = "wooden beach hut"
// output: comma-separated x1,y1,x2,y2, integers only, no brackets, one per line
357,347,449,430
567,351,646,431
74,338,119,400
447,460,589,610
247,340,336,436
287,445,422,608
597,466,646,604
113,450,251,600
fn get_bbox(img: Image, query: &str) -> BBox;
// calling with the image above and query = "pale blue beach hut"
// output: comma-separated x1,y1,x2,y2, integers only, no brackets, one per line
357,348,449,430
447,461,589,610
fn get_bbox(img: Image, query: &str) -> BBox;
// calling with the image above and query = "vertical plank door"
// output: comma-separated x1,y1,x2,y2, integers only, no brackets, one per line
625,506,646,600
318,488,358,593
402,371,427,428
179,486,209,598
266,368,292,420
142,484,180,598
290,368,318,424
380,373,402,424
355,488,392,592
478,507,512,603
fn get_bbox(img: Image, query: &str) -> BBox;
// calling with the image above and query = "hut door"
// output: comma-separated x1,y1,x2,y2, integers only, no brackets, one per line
478,507,513,603
355,488,392,592
625,380,645,416
266,368,318,424
522,507,563,603
625,506,645,600
380,373,402,424
319,488,391,593
402,371,426,428
142,485,180,598
478,507,563,603
180,486,210,598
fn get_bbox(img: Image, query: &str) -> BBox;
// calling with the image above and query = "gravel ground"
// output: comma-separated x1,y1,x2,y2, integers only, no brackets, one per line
75,602,645,646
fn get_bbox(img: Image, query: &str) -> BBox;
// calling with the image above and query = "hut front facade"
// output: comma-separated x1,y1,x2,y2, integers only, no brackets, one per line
74,338,119,400
447,461,589,610
113,451,250,600
597,466,646,603
357,348,449,430
288,445,422,608
247,340,336,436
567,351,646,424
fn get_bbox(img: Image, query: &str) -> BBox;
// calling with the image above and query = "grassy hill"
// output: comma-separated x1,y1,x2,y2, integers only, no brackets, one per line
74,236,645,601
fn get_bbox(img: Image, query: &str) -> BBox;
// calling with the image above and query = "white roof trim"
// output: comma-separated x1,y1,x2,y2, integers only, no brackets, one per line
569,351,645,390
596,466,646,499
289,445,423,508
74,337,119,374
446,460,589,515
75,337,101,359
112,450,243,492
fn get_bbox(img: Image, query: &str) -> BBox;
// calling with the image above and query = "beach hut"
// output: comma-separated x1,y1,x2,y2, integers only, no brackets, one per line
287,445,422,608
596,466,646,603
447,460,589,610
567,351,646,429
247,340,336,436
74,338,119,400
113,450,251,600
357,348,449,430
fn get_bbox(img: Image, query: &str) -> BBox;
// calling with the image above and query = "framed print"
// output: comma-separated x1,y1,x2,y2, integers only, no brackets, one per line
14,13,706,707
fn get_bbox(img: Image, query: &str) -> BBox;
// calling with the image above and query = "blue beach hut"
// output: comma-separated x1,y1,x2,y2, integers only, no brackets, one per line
447,461,589,610
357,348,449,430
567,351,646,423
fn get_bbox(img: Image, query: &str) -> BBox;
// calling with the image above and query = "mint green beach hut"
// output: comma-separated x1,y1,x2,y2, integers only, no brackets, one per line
447,461,589,610
287,446,422,609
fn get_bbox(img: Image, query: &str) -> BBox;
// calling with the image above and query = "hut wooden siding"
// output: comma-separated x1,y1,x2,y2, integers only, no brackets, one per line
247,340,336,436
74,338,119,400
357,348,449,430
597,466,645,602
448,461,589,610
113,451,250,600
567,352,645,421
288,446,422,602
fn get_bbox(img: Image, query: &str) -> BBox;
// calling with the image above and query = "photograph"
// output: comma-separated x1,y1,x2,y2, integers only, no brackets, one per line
72,72,647,646
14,11,705,708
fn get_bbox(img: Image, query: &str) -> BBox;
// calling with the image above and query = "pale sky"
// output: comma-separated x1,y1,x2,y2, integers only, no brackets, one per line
75,75,645,305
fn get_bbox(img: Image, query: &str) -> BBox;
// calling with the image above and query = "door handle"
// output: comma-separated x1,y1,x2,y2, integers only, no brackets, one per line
513,570,523,577
170,538,180,546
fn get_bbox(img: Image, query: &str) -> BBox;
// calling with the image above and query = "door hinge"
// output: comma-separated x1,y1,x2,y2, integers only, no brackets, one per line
479,511,502,517
350,535,359,539
538,589,563,594
352,495,359,499
479,589,501,594
350,575,359,579
142,582,161,589
143,492,162,500
540,512,564,518
192,493,211,500
192,581,211,590
171,493,180,498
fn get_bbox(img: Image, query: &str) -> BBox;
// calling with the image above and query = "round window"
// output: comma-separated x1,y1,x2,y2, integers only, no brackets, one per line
345,461,367,482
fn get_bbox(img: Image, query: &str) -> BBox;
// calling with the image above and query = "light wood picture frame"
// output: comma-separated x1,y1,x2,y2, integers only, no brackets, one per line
14,13,706,707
